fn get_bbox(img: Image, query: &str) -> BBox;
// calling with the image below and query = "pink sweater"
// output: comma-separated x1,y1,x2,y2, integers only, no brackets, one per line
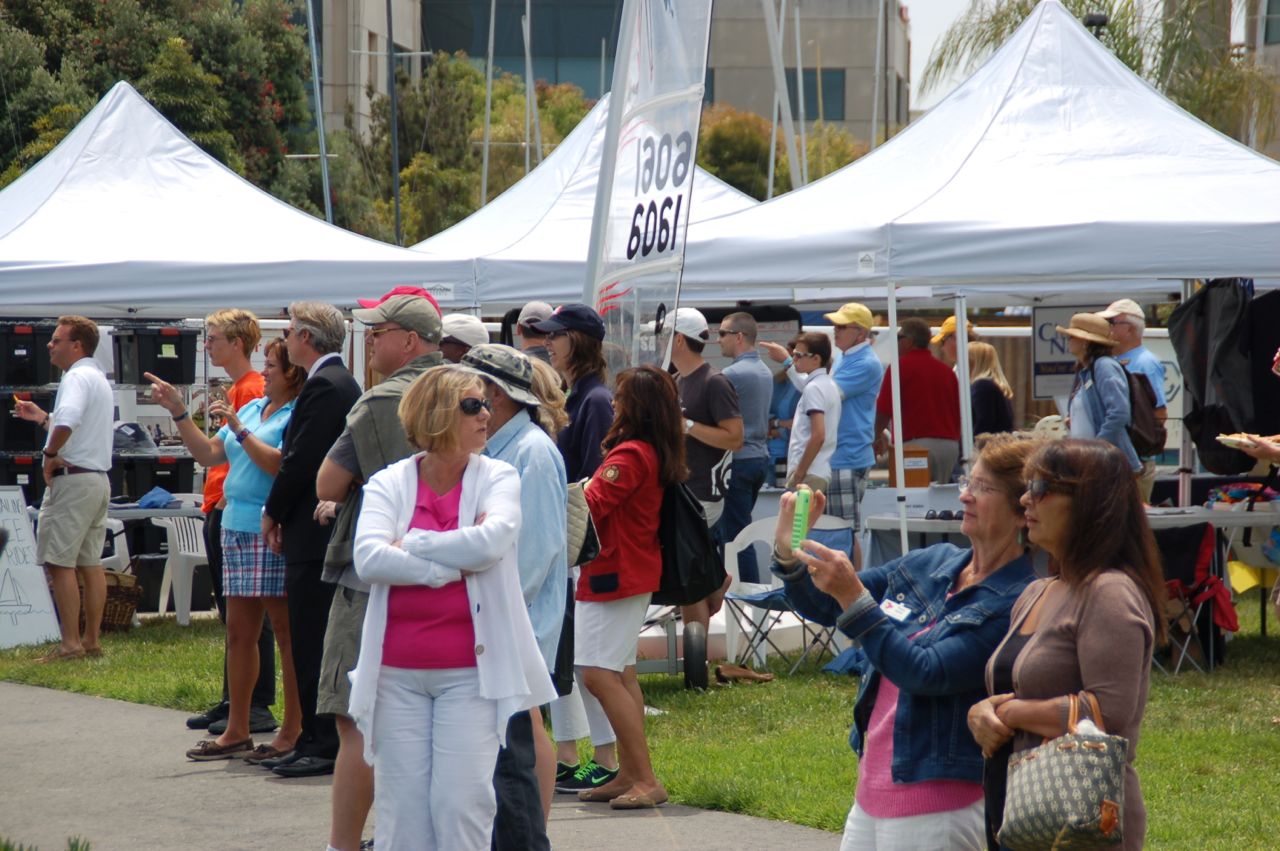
381,479,475,669
855,623,983,818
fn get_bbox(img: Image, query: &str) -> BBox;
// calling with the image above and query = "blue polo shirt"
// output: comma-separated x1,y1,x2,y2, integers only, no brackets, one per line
723,351,773,461
830,342,884,471
218,397,295,532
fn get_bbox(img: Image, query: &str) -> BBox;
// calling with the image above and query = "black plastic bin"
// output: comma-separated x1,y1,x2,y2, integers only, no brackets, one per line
114,327,198,385
0,323,57,386
0,452,47,507
120,454,196,499
131,552,215,614
0,390,56,452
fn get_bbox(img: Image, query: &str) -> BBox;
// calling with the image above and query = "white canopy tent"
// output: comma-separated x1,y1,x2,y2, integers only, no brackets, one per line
0,82,471,317
682,0,1280,293
411,94,771,309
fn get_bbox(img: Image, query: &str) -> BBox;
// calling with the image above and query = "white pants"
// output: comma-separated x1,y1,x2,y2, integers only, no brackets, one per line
548,671,615,746
840,800,985,851
372,666,499,851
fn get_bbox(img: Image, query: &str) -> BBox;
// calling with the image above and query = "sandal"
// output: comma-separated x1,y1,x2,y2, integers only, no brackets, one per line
243,743,289,764
186,738,253,761
37,647,85,664
609,789,669,809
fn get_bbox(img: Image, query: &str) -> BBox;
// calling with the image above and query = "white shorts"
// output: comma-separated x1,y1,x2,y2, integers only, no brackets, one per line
574,593,652,672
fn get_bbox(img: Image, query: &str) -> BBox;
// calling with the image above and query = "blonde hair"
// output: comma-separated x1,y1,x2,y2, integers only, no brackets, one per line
398,366,484,453
529,358,569,435
206,308,261,358
969,342,1013,399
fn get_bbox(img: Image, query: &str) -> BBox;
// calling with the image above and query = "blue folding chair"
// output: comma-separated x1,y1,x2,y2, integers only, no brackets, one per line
722,517,852,673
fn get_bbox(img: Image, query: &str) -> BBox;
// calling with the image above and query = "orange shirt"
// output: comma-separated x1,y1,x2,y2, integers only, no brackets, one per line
201,370,265,514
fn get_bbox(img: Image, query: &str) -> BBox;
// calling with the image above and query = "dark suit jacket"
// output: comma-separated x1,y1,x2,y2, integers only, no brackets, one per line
264,356,362,565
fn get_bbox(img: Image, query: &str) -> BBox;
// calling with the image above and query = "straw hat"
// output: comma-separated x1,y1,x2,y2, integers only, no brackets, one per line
1054,313,1116,346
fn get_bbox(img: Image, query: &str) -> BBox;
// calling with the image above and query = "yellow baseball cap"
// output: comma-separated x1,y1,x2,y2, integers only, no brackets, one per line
824,302,874,330
931,315,958,345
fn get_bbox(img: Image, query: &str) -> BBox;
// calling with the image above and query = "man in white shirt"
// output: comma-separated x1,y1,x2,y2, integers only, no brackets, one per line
15,316,114,662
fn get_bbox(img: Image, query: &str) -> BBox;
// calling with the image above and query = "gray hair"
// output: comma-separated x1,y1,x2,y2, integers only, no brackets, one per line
288,301,346,354
1124,314,1146,336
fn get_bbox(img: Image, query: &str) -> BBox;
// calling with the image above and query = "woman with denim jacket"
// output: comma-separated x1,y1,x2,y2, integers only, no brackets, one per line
774,434,1041,850
1057,313,1141,474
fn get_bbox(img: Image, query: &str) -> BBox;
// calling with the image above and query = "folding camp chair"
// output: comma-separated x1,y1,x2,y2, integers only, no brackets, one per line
722,515,851,673
1154,522,1233,674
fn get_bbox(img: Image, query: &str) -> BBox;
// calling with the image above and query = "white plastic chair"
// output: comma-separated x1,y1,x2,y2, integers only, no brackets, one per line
150,515,207,626
722,514,851,671
100,518,131,573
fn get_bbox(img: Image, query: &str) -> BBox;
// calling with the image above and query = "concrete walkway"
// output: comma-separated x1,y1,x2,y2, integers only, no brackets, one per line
0,682,837,850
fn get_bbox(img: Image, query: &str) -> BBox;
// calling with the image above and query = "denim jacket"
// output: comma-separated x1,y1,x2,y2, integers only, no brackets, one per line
1075,356,1141,472
775,543,1035,784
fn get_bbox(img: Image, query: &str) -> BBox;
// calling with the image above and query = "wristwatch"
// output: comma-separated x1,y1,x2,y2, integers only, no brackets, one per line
684,418,694,434
42,447,58,458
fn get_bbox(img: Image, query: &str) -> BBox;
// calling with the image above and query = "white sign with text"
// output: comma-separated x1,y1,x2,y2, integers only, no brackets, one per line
0,486,60,648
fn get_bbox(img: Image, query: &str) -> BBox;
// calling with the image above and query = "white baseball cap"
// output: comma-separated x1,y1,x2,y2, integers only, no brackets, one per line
1098,299,1143,321
671,307,709,341
442,314,490,349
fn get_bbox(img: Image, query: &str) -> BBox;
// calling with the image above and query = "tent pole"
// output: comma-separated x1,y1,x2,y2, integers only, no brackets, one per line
386,0,402,245
761,0,803,191
523,14,532,174
886,280,908,553
869,0,885,150
524,3,544,165
955,295,974,472
765,0,787,201
793,0,808,185
1178,278,1194,507
481,0,497,204
304,0,332,223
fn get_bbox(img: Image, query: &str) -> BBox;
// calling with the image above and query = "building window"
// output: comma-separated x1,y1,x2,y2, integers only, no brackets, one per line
785,68,846,122
704,67,715,104
394,42,414,78
1268,0,1280,44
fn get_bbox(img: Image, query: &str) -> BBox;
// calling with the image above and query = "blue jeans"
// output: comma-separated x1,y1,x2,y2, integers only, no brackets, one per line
714,457,769,583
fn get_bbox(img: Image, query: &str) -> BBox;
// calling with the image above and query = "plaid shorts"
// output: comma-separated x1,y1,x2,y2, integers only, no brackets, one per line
824,467,869,531
221,528,287,597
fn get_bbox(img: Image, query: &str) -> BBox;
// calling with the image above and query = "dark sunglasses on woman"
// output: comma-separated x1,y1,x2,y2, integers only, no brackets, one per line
460,397,492,416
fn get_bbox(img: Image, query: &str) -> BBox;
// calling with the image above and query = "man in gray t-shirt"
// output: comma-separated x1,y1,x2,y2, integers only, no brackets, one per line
714,312,773,583
671,307,743,635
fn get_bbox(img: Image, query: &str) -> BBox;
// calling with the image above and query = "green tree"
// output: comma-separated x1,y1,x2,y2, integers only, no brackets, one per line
0,103,88,189
804,120,867,182
697,103,785,199
924,0,1277,144
138,37,242,171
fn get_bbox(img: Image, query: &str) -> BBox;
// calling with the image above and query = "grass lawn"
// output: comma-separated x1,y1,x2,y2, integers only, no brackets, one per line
4,605,1279,846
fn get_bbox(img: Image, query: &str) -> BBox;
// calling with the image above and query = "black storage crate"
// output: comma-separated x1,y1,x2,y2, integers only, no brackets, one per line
120,454,196,499
114,327,198,385
132,553,215,613
0,390,56,452
0,452,47,507
0,323,56,386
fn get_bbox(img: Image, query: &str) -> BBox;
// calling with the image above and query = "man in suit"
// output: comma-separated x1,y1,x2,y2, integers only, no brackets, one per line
260,301,362,778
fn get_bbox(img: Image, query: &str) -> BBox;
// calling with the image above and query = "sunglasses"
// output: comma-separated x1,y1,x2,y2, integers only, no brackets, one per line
547,330,568,340
717,329,742,337
793,351,819,360
1024,479,1067,502
367,325,407,339
459,397,492,416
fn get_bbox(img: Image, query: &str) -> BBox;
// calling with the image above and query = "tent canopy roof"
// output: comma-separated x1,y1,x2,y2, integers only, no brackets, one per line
0,82,463,317
682,0,1280,292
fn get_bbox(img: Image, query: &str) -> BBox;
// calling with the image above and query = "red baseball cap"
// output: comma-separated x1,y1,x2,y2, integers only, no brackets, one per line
357,285,441,315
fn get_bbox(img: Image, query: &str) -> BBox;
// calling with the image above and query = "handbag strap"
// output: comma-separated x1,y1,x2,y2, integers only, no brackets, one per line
1081,690,1107,734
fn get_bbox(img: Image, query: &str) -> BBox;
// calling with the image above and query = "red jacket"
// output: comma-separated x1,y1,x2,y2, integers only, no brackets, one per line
580,439,663,602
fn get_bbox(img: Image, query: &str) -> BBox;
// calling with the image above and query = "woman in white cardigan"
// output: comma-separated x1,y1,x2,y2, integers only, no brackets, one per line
349,367,557,851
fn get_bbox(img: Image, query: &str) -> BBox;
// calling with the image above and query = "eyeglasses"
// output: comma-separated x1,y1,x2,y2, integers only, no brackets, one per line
206,334,228,345
367,325,407,339
1024,479,1068,502
459,397,492,416
958,475,1001,497
793,351,819,360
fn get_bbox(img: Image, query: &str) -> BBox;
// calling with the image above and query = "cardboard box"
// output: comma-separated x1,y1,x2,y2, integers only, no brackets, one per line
887,446,932,488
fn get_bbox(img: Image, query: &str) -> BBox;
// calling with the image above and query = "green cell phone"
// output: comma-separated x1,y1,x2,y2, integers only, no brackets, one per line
791,485,812,551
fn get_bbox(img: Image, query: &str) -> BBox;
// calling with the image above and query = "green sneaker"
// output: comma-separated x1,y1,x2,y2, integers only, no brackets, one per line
554,761,579,784
554,759,618,793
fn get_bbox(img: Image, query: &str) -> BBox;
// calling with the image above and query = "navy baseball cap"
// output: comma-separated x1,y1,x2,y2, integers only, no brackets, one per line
530,303,606,341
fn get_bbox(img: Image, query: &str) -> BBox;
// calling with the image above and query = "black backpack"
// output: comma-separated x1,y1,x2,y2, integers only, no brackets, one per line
652,481,727,606
1118,364,1167,458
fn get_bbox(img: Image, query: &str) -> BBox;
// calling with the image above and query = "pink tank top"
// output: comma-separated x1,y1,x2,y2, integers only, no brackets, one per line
381,478,476,669
854,619,983,818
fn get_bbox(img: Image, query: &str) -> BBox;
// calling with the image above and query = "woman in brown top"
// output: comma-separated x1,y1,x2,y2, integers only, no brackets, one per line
968,439,1166,850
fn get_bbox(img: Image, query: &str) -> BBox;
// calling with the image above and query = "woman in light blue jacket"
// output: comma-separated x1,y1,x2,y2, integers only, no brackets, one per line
1057,313,1141,474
